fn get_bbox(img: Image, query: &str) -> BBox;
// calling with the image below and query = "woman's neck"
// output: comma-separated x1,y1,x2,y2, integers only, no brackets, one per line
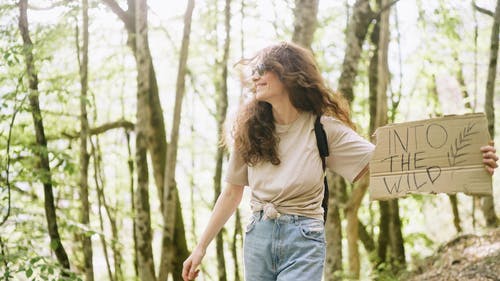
272,101,300,125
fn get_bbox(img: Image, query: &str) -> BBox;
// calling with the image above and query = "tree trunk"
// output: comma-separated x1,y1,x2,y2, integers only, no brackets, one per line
292,0,319,48
126,131,139,279
159,1,195,280
18,0,71,272
448,195,462,233
212,0,231,280
338,0,374,103
324,173,344,281
78,0,94,279
134,0,156,280
455,53,472,111
358,221,376,254
377,201,390,264
388,199,405,267
345,173,370,278
481,0,499,228
232,209,243,281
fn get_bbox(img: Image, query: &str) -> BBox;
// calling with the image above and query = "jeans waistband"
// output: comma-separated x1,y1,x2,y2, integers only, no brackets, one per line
253,210,302,224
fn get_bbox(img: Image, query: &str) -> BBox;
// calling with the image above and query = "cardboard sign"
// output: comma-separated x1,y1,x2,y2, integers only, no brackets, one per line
369,113,492,200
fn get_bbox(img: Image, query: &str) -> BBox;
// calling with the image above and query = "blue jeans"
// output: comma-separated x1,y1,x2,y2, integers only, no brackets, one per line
243,211,326,281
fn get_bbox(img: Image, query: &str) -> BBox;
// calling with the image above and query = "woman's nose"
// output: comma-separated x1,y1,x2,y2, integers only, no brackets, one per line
252,73,260,82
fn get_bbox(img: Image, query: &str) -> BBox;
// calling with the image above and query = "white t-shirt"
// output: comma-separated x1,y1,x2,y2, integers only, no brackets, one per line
225,111,374,220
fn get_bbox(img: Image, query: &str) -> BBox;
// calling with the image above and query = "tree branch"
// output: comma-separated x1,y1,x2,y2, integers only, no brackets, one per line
473,2,494,17
101,0,131,28
90,119,134,135
58,119,134,139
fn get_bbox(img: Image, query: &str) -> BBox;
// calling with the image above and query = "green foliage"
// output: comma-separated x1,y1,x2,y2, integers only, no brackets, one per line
1,227,82,281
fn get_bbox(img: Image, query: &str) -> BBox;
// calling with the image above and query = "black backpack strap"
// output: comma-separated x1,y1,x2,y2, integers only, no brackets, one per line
314,115,329,223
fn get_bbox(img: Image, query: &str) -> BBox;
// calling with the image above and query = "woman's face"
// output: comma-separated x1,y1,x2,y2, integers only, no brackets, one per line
252,64,288,104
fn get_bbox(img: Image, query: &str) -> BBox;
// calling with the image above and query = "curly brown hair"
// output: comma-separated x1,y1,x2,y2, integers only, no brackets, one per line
233,42,354,166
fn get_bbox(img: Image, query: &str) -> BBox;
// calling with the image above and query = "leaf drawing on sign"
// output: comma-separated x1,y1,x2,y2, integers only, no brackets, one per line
447,122,478,166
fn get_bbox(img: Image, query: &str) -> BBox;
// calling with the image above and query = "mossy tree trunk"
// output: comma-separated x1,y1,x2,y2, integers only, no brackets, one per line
19,0,71,273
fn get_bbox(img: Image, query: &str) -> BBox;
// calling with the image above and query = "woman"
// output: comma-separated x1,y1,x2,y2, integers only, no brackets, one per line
182,42,498,281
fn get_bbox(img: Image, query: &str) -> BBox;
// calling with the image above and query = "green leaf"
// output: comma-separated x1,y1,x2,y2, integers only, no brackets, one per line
26,267,33,278
30,256,42,264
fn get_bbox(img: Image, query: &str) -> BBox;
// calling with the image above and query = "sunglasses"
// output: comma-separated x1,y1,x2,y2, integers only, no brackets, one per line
251,63,269,77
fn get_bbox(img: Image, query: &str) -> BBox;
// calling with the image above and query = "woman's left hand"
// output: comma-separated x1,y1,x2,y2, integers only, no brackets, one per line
481,143,498,175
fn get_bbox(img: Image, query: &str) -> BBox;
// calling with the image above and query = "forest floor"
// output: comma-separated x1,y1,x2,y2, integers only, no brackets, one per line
403,227,500,281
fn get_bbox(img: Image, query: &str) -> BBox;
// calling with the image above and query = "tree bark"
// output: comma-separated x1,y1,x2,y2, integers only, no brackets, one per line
292,0,319,48
134,0,156,280
159,1,195,280
481,0,499,228
18,0,71,272
345,173,370,278
324,173,344,281
455,53,472,111
338,0,375,103
377,201,390,264
388,199,405,267
78,0,94,279
358,221,375,253
232,209,243,281
448,194,462,233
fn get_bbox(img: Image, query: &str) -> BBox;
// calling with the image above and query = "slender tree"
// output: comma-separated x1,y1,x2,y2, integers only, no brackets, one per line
211,0,231,280
18,0,71,273
134,0,156,279
476,0,499,228
160,0,195,280
77,0,94,279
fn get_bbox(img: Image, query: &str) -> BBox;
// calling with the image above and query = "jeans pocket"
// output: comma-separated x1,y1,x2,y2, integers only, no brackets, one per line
299,219,325,243
245,216,257,234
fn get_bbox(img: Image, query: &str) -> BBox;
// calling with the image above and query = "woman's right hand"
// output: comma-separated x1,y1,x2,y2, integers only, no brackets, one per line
182,246,206,281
